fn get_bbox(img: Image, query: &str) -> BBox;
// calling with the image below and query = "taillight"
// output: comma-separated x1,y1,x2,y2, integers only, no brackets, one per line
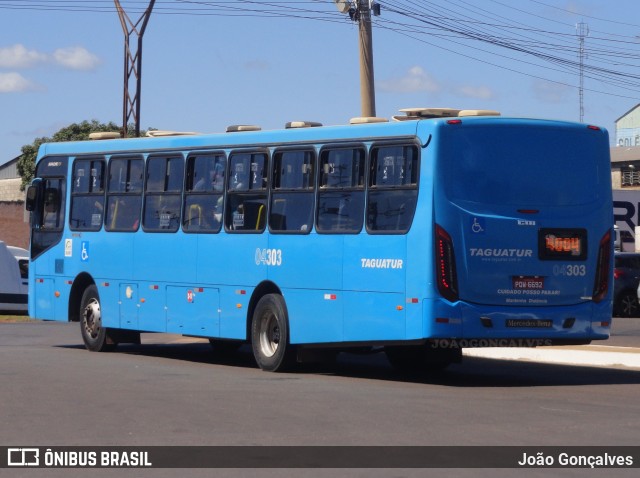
613,268,623,280
593,230,612,303
435,224,459,302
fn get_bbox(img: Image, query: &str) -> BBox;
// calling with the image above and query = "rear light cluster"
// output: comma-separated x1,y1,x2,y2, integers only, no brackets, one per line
592,230,612,303
435,225,459,302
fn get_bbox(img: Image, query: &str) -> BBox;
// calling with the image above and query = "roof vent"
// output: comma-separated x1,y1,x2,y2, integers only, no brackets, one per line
226,125,261,133
349,117,388,125
145,130,201,137
398,107,462,119
285,121,323,129
88,132,121,140
458,109,501,117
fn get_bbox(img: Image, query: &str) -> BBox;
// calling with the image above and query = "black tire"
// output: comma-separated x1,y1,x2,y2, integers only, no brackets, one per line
385,345,459,373
615,291,639,318
251,294,296,372
80,285,116,352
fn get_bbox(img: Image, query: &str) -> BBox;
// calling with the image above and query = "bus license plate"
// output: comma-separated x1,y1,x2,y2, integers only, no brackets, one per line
512,276,544,290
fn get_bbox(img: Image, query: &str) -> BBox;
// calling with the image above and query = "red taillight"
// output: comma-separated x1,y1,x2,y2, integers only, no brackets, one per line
435,224,459,302
593,230,612,303
447,119,462,125
613,268,623,280
587,125,601,131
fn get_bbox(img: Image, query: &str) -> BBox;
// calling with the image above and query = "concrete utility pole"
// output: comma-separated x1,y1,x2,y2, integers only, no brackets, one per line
333,1,379,117
357,0,376,117
114,0,156,137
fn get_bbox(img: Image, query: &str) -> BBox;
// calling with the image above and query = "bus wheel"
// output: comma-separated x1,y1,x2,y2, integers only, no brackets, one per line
251,294,295,372
80,285,116,352
385,345,459,373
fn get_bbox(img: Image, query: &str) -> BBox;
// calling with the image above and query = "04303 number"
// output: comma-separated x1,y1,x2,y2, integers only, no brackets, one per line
255,248,283,266
553,264,586,276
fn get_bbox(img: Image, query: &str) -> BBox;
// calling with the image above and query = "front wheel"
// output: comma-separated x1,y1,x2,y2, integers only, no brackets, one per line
80,285,116,352
251,294,296,372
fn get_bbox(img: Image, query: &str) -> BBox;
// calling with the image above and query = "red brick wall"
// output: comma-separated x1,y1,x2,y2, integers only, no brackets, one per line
0,202,29,249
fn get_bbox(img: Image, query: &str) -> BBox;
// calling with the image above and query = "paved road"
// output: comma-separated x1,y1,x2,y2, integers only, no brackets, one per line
1,320,639,478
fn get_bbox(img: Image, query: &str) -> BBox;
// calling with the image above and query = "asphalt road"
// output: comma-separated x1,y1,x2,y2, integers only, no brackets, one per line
1,320,639,478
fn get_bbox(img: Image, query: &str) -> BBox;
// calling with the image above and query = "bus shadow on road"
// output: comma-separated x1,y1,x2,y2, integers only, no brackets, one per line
60,340,640,388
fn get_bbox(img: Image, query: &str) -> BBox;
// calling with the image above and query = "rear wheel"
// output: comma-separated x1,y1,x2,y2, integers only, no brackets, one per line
80,285,116,352
251,294,296,372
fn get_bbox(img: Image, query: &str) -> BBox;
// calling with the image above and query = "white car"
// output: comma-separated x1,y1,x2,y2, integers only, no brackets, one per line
0,241,28,312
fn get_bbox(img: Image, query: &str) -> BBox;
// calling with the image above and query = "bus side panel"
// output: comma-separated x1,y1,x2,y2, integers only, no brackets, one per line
343,291,406,341
285,288,343,344
33,277,55,321
342,234,406,293
219,286,254,340
166,286,219,337
138,282,167,333
133,234,198,283
198,234,268,289
268,233,343,290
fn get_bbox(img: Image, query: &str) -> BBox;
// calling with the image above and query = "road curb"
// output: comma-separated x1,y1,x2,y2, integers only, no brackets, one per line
463,345,640,369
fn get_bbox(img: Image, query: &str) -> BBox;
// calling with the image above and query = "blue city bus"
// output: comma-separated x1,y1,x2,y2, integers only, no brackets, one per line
25,109,614,372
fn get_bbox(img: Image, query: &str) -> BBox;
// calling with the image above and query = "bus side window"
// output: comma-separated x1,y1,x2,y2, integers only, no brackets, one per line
269,150,315,234
105,157,143,232
183,153,226,233
143,155,184,232
366,144,419,233
225,152,268,233
70,158,105,231
316,147,365,234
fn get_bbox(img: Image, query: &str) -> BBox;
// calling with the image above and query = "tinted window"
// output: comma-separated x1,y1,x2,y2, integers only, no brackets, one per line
70,158,105,231
317,147,365,233
225,152,268,233
105,157,143,232
183,153,226,233
143,155,184,232
367,144,418,233
270,150,315,233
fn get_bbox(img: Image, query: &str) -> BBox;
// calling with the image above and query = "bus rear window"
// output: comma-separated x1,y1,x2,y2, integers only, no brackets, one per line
443,125,603,207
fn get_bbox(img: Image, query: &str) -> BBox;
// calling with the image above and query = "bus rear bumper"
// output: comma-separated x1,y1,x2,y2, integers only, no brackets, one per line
423,299,612,343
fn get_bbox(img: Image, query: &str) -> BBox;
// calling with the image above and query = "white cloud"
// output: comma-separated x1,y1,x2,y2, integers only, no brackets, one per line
0,72,38,93
0,44,47,69
532,80,571,104
456,85,495,100
379,66,441,93
53,46,101,71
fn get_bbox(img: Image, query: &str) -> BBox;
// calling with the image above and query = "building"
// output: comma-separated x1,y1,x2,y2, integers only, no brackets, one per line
0,157,29,249
615,103,640,148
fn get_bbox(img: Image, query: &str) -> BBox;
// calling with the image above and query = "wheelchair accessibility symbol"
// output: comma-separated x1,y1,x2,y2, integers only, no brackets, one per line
471,217,485,234
81,241,90,262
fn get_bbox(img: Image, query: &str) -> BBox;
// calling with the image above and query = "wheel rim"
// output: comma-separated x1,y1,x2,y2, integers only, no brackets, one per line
622,295,637,317
258,312,280,358
83,298,102,339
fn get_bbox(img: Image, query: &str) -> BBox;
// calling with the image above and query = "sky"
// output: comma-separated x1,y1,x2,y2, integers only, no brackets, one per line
2,0,640,165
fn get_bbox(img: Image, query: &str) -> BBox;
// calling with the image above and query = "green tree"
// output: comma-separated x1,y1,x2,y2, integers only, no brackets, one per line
17,120,147,190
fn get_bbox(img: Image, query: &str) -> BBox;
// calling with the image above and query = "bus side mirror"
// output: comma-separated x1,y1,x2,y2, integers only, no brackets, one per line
25,184,39,212
25,179,43,227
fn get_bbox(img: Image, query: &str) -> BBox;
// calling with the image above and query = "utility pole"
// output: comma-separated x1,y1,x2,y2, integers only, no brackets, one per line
114,0,155,137
357,0,376,117
576,21,589,123
333,1,379,117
